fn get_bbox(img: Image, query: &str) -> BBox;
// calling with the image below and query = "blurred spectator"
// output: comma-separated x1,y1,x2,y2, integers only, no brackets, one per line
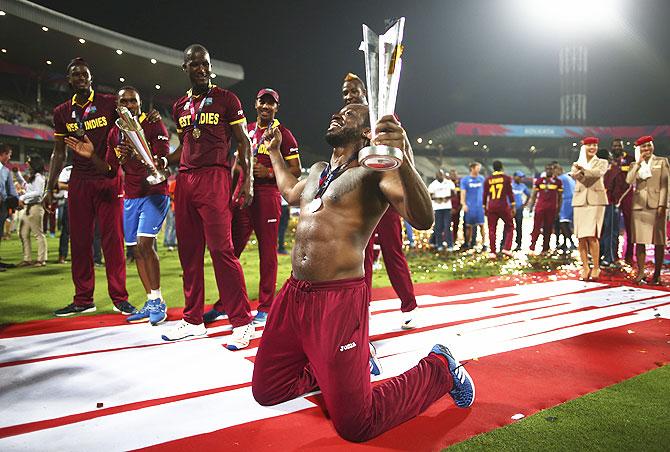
16,155,48,266
600,152,626,267
55,165,72,263
555,164,576,251
528,163,563,255
0,144,18,270
428,169,455,251
460,162,486,249
449,170,462,246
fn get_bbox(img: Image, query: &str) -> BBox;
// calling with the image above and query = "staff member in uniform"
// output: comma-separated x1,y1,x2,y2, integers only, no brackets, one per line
570,137,608,281
626,136,669,285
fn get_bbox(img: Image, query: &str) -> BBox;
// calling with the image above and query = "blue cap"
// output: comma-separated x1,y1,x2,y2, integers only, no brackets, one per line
513,171,525,177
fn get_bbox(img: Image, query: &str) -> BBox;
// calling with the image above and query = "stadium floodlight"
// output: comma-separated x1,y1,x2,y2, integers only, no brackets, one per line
572,142,577,147
530,145,536,151
78,38,86,44
417,137,423,144
210,73,217,78
155,84,161,90
41,26,48,32
428,139,433,145
119,77,125,82
0,10,6,15
482,144,488,149
1,49,6,53
473,141,479,146
150,58,157,64
46,60,52,65
116,49,123,55
514,0,623,35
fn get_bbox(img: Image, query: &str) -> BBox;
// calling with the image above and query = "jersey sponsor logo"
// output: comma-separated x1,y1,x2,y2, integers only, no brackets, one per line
468,182,482,188
177,112,220,128
339,341,357,352
157,135,169,141
65,116,108,133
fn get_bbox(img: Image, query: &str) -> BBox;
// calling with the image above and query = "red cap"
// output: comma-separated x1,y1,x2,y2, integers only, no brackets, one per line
256,88,279,103
635,135,653,146
582,137,599,145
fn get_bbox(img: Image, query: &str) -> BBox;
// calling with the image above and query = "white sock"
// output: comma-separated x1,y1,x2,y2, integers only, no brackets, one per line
146,293,152,301
150,288,163,300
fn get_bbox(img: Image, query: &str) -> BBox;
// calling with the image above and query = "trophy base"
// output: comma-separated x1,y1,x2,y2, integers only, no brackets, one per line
358,145,403,171
146,172,167,185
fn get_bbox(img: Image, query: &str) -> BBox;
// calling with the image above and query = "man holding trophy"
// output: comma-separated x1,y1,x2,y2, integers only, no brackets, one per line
64,87,171,324
251,19,474,442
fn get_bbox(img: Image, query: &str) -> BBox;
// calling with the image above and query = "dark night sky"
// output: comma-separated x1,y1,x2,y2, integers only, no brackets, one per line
33,0,670,155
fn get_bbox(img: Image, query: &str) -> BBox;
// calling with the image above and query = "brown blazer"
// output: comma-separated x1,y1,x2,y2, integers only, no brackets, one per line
570,157,608,207
626,155,669,210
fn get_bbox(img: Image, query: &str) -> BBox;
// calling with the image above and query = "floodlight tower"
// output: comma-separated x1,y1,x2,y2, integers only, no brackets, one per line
559,45,587,125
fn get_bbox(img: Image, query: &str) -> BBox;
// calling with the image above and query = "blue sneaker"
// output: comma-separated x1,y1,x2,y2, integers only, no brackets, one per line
203,307,226,324
148,298,167,325
126,302,149,323
253,311,268,324
369,342,382,376
431,344,475,408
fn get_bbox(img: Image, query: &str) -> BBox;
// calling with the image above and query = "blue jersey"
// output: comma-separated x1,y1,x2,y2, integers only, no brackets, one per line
558,174,575,205
460,175,485,209
512,181,531,207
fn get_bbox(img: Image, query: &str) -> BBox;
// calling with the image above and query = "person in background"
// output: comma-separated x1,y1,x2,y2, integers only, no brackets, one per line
528,163,563,255
428,169,454,251
163,177,177,251
0,144,18,271
16,155,48,267
555,164,576,252
277,194,290,255
482,160,514,258
570,137,608,280
600,149,626,267
404,218,415,248
449,169,462,247
55,165,72,263
612,138,635,263
460,162,486,250
509,171,530,251
627,136,669,285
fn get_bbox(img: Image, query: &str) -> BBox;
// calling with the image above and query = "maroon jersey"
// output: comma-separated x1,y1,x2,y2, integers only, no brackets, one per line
603,162,627,205
534,176,563,210
172,85,245,172
483,172,514,210
618,151,635,204
451,183,461,210
247,119,299,186
105,113,170,198
53,90,117,179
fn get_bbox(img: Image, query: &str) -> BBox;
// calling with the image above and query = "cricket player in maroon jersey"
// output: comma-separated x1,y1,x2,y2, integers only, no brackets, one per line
45,58,135,317
160,44,255,350
482,160,515,258
528,163,563,255
210,88,302,325
65,86,171,325
612,138,635,263
450,169,462,246
343,73,419,330
252,103,474,442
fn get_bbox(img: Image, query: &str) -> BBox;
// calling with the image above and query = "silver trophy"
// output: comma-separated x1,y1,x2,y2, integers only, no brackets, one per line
115,107,166,185
358,17,405,171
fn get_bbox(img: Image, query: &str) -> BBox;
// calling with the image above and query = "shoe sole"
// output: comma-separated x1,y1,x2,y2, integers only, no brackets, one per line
453,365,476,408
161,330,207,342
401,322,416,330
55,306,96,317
127,316,150,324
113,306,135,316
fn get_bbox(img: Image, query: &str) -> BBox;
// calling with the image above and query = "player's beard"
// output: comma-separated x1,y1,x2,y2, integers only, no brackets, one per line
325,126,361,148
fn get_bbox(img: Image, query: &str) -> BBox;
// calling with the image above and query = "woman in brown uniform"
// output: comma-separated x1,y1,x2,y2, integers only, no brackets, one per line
626,135,669,285
570,137,608,280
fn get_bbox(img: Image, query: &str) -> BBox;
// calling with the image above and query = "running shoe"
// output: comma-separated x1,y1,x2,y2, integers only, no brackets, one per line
430,344,475,408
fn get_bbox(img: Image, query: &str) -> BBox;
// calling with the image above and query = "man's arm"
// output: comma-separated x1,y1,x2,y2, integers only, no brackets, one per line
377,116,433,230
460,186,468,213
231,122,253,208
42,137,66,212
264,127,307,205
528,189,538,211
482,178,489,212
63,135,114,176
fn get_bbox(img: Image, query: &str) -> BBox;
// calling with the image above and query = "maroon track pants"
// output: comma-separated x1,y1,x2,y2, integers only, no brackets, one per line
620,194,633,260
252,276,453,442
175,167,252,327
487,207,514,252
231,185,281,312
68,176,127,306
530,206,557,252
364,209,417,312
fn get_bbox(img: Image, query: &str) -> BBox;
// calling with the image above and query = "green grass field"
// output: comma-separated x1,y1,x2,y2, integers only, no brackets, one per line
1,231,668,450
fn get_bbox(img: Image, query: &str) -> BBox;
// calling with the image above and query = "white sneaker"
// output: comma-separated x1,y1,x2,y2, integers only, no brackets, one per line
487,252,497,259
161,319,207,341
225,323,254,350
401,309,418,330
